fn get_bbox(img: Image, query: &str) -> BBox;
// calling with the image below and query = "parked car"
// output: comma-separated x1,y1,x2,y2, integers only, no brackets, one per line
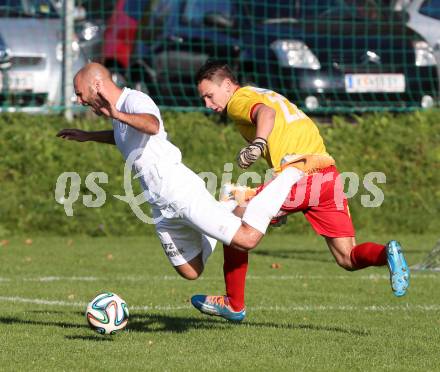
102,0,149,74
404,0,440,104
51,0,114,62
129,0,439,112
73,7,105,62
0,0,87,112
0,34,10,70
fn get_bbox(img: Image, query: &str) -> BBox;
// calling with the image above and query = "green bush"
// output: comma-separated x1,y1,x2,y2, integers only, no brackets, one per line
0,111,439,236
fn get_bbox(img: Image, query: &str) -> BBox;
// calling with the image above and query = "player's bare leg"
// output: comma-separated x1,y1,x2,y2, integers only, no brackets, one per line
174,254,204,280
325,236,410,296
229,166,308,250
172,206,249,280
325,236,357,270
174,166,304,278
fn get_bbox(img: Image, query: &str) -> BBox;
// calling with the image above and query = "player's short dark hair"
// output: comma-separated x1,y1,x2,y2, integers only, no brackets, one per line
195,60,238,85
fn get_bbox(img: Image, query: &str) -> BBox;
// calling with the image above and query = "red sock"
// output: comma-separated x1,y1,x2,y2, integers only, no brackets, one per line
350,242,387,269
223,244,248,311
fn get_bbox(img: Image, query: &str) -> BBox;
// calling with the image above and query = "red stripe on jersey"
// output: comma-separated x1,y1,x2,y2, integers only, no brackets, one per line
249,103,262,124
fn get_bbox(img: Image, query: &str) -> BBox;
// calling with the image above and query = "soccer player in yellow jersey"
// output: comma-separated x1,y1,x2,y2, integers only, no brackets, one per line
228,86,328,173
190,60,410,322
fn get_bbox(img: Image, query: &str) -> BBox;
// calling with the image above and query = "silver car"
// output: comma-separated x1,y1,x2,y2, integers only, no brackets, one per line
0,0,87,113
404,0,440,96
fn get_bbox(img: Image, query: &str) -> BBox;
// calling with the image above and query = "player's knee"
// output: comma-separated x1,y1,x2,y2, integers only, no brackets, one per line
237,243,253,251
335,255,355,271
174,264,203,280
185,272,201,280
177,270,201,280
233,227,262,251
238,237,259,251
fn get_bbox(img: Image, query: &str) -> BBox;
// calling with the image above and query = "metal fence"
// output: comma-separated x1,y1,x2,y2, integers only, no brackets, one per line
0,0,439,117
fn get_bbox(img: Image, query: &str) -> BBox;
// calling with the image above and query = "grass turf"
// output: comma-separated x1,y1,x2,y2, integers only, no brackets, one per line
0,233,439,371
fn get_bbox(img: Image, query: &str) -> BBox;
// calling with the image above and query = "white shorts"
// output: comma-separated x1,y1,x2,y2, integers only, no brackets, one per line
154,212,217,267
141,162,242,267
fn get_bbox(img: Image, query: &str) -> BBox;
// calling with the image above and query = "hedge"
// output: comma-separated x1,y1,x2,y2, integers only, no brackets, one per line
0,110,439,237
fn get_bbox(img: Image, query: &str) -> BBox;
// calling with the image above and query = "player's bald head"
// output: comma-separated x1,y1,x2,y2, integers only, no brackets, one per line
73,63,118,114
74,62,112,86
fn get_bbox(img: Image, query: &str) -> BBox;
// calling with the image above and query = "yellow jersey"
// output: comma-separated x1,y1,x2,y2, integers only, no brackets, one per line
227,86,329,172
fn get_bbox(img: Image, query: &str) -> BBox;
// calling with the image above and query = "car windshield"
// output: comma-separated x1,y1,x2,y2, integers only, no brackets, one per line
0,0,58,18
246,0,391,23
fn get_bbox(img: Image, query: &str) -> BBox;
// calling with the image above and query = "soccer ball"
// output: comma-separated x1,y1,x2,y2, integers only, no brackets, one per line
85,292,129,335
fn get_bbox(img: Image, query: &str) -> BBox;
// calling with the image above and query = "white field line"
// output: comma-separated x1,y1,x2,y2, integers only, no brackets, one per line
23,276,99,282
0,296,439,312
1,273,436,282
0,296,86,307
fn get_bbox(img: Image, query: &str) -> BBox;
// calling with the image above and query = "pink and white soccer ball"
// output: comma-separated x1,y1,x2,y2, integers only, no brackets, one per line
86,292,129,335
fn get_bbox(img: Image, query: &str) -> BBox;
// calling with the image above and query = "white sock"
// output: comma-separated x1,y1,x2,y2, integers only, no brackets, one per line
242,167,303,234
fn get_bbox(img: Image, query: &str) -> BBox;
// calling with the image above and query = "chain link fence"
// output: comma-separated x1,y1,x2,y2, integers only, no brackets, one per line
0,0,439,116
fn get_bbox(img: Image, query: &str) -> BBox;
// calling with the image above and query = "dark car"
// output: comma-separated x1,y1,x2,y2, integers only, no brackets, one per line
129,0,439,113
51,0,115,61
102,0,149,73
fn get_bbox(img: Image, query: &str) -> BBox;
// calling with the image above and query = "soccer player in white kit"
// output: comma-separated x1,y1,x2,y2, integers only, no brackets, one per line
57,63,312,293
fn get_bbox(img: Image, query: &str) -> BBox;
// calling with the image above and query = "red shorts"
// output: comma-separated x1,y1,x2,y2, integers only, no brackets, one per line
256,166,355,238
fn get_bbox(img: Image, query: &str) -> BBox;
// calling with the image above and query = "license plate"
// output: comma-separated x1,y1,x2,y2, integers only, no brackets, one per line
0,71,34,91
345,74,405,93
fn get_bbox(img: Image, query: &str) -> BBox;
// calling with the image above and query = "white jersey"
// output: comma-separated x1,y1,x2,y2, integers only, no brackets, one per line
113,88,185,210
112,87,181,167
111,88,242,264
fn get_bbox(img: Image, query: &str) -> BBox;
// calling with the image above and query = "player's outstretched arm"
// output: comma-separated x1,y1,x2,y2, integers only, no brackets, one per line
56,129,116,145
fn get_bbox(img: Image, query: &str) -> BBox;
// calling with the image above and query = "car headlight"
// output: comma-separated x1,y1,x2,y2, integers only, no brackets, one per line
56,40,81,62
271,40,321,69
413,40,436,67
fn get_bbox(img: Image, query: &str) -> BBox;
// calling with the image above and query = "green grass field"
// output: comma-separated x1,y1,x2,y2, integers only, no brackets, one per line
0,233,439,371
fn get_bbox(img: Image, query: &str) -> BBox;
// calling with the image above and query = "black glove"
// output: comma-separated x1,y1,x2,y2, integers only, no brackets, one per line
237,137,267,169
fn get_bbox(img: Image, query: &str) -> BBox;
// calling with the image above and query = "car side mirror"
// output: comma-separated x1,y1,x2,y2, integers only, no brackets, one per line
203,12,233,29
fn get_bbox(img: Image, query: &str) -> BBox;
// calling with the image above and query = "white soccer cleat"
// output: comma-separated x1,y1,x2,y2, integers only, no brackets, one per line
219,183,257,205
219,183,235,202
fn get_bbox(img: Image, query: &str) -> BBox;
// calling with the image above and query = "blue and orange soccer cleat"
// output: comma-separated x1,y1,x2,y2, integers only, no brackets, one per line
386,240,410,297
191,295,246,322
